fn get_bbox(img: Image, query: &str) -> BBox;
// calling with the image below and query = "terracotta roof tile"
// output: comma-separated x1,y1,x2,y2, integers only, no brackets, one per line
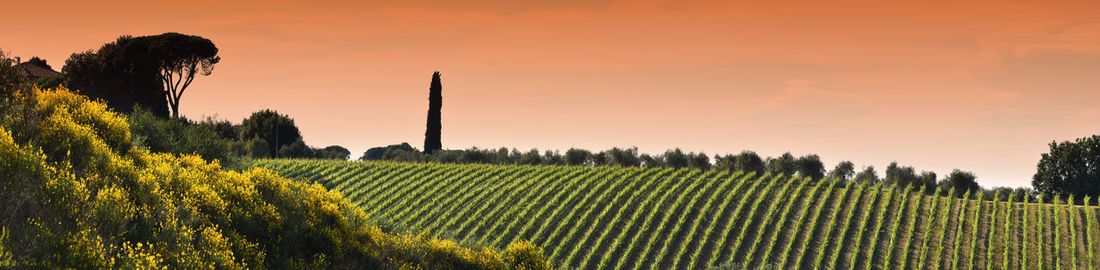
18,62,61,79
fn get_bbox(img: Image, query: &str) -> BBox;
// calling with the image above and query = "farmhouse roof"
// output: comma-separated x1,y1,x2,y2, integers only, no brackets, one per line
18,62,61,79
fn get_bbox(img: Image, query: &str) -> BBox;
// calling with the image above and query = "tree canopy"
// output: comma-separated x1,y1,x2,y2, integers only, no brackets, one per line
240,109,301,158
1033,135,1100,198
64,33,219,118
828,160,855,181
796,154,826,180
150,33,220,118
942,169,980,196
65,35,168,116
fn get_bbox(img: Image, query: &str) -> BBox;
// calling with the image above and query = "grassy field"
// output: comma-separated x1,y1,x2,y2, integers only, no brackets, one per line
256,159,1100,270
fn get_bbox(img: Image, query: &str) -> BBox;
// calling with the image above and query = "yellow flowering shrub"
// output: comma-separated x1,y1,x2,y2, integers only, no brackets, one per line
503,241,553,270
0,227,11,267
0,87,551,269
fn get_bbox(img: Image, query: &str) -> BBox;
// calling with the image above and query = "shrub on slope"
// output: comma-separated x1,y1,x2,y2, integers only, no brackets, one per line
0,87,550,269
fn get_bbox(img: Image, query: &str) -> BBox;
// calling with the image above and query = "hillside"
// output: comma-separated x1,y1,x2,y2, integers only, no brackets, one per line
0,88,550,269
257,159,1100,270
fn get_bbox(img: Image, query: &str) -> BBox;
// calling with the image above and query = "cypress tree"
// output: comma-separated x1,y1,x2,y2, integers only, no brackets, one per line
424,71,443,154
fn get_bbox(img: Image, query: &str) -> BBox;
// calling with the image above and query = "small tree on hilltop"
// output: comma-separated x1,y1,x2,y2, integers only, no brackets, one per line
735,151,766,176
1034,135,1100,198
854,166,880,184
828,161,855,181
767,152,798,177
796,154,825,180
941,169,979,197
565,148,592,166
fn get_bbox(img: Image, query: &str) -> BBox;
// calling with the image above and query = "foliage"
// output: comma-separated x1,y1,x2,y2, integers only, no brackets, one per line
708,262,779,270
127,106,246,169
239,109,301,158
64,35,170,117
320,145,351,160
0,50,26,106
564,148,591,166
795,154,825,180
940,169,980,196
1034,135,1100,198
31,73,66,89
63,33,219,118
424,71,443,154
883,162,938,191
25,56,51,70
735,151,766,176
260,159,1100,270
502,241,552,270
598,147,642,167
149,32,221,118
0,87,548,269
766,152,797,176
361,143,419,161
854,166,879,184
276,140,350,160
0,227,10,267
715,151,766,176
828,160,855,181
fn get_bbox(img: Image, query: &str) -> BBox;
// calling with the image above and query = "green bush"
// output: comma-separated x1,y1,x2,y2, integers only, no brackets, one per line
0,87,551,269
127,106,247,169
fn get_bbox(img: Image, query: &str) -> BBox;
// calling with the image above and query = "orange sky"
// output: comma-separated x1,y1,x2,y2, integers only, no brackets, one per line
5,0,1100,187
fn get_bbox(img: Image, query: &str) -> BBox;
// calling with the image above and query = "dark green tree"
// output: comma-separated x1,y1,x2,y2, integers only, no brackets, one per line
689,152,711,170
240,109,301,158
603,147,640,167
1,50,25,102
1033,135,1100,198
127,107,242,168
359,143,418,161
663,148,689,169
278,139,314,158
828,161,855,181
459,148,490,163
941,169,980,196
767,152,798,177
423,71,443,154
854,166,880,184
884,162,920,187
735,151,766,176
918,171,938,192
519,149,543,165
321,145,351,160
795,154,825,180
715,154,735,173
65,36,168,116
543,150,564,165
640,153,663,168
149,33,220,118
564,148,591,166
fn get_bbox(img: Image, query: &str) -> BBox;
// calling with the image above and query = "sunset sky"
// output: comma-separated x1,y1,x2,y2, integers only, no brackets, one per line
5,0,1099,187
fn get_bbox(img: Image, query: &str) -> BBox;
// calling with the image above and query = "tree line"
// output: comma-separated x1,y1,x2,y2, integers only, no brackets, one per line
408,68,1094,202
356,143,1021,199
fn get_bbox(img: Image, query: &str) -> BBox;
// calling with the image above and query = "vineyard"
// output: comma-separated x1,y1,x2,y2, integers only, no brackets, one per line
255,159,1100,270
